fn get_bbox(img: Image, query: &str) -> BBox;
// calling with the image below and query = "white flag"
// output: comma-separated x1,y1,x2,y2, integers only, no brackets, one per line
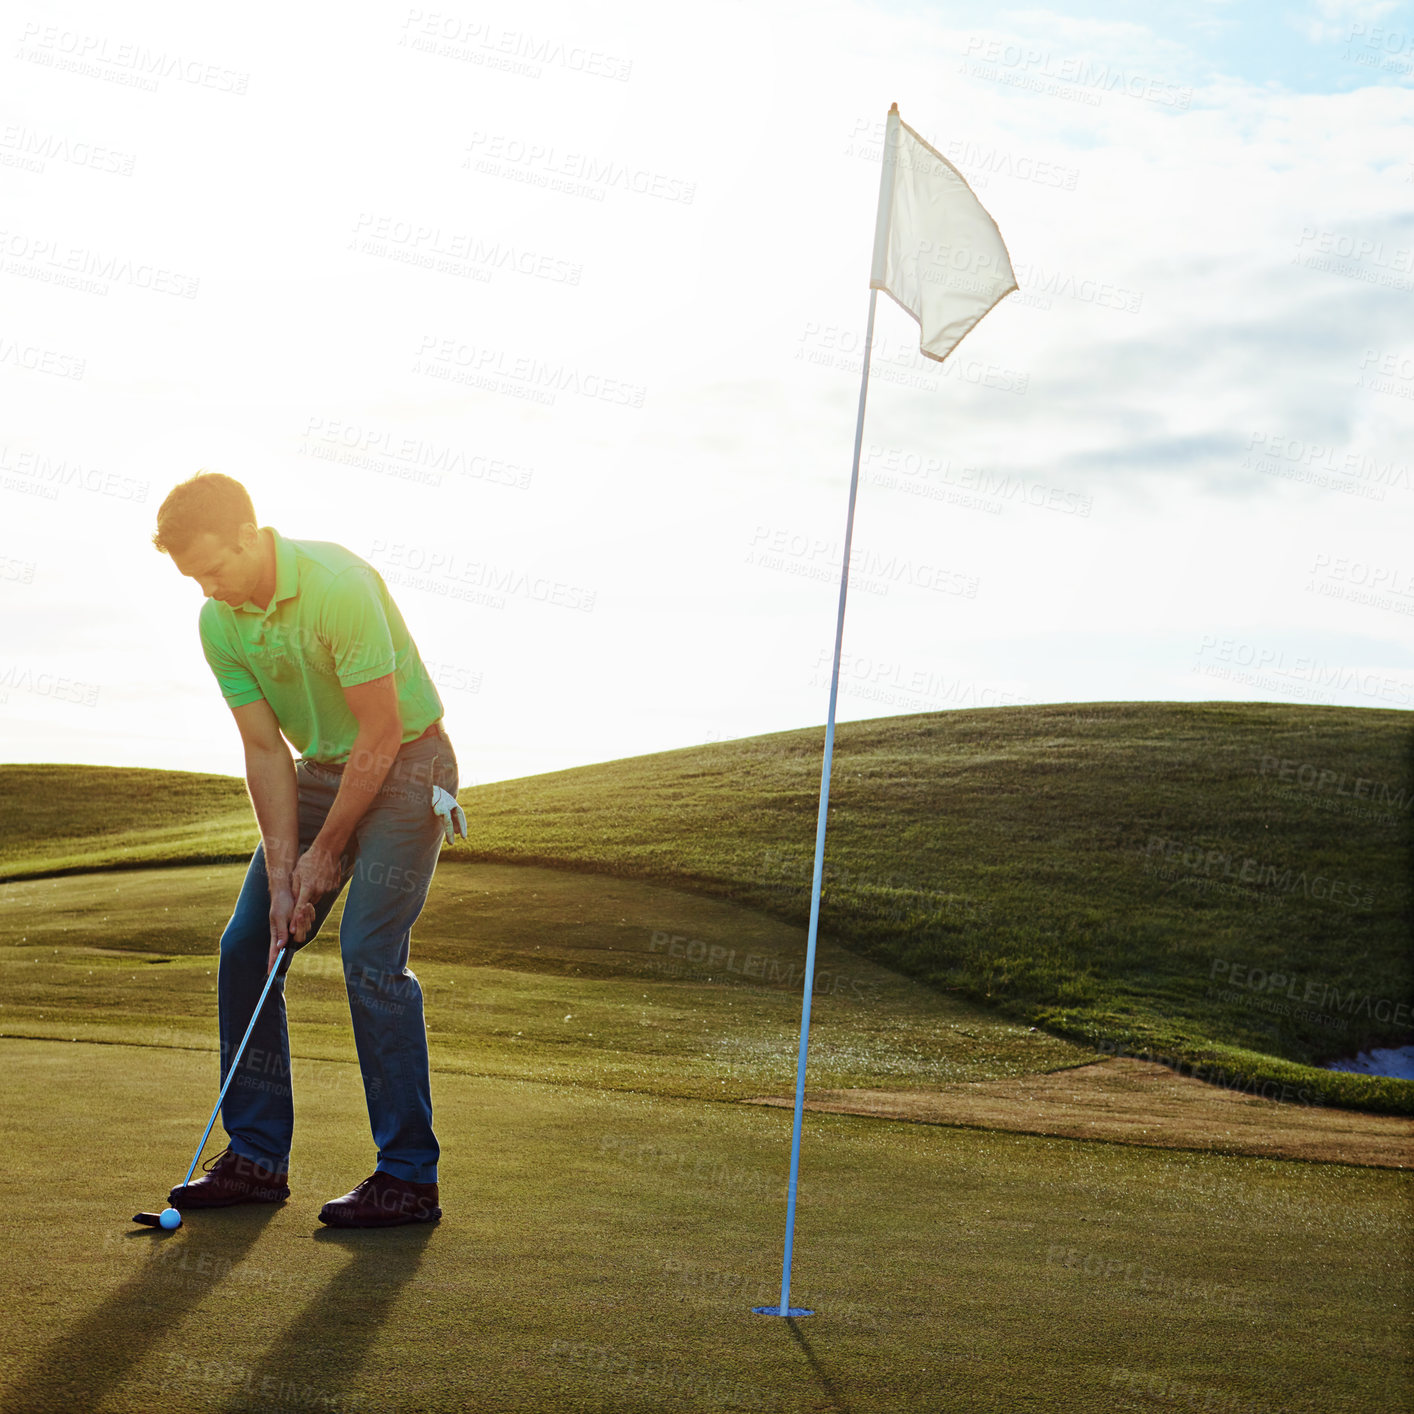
870,106,1017,364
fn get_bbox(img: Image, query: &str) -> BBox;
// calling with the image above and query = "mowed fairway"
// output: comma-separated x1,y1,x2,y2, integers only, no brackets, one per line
1,860,1410,1413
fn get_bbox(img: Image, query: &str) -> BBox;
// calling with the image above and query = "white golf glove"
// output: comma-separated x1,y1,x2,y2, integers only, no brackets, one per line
430,784,467,845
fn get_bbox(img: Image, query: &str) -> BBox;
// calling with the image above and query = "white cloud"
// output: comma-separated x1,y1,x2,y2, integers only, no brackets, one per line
1291,0,1403,45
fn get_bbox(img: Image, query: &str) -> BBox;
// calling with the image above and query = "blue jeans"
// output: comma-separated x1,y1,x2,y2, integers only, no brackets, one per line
216,723,457,1184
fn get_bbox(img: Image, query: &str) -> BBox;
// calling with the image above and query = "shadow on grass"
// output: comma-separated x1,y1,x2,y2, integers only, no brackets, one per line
785,1317,855,1414
0,1205,280,1414
217,1223,436,1414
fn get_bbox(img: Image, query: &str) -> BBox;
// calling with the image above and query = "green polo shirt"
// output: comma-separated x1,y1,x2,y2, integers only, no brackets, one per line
198,527,444,764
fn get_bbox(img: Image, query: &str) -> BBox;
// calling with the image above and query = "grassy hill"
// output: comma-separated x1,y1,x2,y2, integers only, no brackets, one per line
0,765,252,878
3,701,1410,1114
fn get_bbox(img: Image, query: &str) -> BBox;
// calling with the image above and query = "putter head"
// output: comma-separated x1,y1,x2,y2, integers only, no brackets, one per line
132,1212,162,1227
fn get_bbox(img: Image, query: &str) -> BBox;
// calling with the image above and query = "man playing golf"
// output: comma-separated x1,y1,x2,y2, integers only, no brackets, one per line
152,471,464,1226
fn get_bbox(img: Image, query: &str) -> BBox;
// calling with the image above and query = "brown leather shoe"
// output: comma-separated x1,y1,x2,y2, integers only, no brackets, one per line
169,1147,290,1208
318,1171,441,1228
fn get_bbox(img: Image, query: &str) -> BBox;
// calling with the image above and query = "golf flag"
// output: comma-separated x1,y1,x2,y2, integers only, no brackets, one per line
871,105,1017,363
755,104,1018,1322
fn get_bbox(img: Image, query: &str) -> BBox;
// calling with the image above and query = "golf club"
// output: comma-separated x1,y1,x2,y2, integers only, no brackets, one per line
132,941,288,1229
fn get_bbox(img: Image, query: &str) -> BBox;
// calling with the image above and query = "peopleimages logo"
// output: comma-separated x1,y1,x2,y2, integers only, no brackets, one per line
863,445,1093,517
1257,754,1411,812
1242,432,1411,499
1143,835,1375,910
463,134,695,204
646,931,874,1000
0,123,137,176
0,228,200,298
1294,225,1414,276
0,336,85,380
399,9,632,82
1192,635,1414,708
412,334,646,408
0,445,148,501
350,211,581,284
1209,960,1411,1031
15,22,250,94
0,665,100,706
367,538,597,613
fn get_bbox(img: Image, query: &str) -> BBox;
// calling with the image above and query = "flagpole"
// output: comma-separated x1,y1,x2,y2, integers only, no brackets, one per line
753,283,880,1320
751,99,1017,1323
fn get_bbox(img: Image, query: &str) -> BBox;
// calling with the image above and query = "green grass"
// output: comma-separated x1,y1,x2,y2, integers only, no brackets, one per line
3,701,1410,1114
0,764,252,879
1,718,1410,1413
0,1037,1408,1414
0,862,1093,1101
447,702,1414,1114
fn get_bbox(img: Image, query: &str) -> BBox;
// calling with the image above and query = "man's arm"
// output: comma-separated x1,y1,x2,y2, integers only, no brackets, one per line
230,698,301,964
288,673,404,942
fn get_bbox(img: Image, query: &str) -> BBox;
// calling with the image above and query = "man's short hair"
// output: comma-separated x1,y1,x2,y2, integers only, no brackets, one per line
152,472,257,556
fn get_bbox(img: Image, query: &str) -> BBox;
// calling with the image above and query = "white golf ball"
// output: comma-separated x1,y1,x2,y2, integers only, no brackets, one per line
159,1208,182,1231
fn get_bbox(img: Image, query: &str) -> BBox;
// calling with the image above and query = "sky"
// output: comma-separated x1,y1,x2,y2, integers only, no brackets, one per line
2,0,1411,785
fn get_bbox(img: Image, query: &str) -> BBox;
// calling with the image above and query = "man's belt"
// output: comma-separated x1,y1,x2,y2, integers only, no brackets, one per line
305,720,444,771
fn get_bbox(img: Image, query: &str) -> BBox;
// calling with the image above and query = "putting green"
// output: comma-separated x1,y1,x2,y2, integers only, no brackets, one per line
0,1039,1408,1414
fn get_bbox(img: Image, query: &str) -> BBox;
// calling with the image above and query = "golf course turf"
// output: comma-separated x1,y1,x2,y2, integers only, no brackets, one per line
1,1034,1409,1414
0,701,1409,1411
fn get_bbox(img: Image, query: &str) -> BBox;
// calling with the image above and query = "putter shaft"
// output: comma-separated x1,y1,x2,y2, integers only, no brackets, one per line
177,945,288,1192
